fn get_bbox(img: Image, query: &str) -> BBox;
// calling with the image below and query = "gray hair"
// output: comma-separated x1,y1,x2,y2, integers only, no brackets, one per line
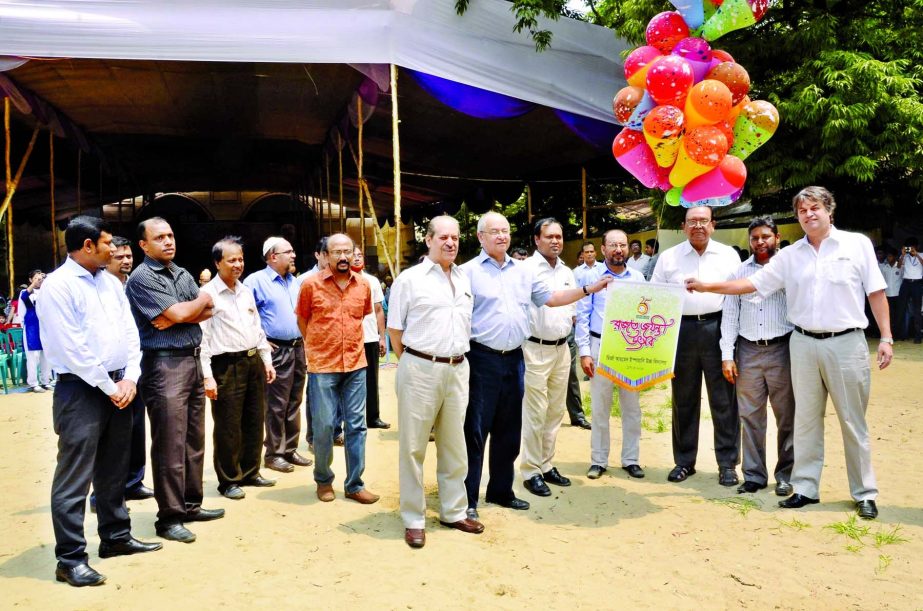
476,211,507,233
426,215,460,238
792,186,836,215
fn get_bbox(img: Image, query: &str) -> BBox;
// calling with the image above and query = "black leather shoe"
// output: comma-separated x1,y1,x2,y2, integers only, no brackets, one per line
775,481,793,497
124,484,155,501
486,495,530,510
264,455,294,473
667,465,696,482
156,523,197,543
719,467,739,486
368,418,391,429
55,563,106,587
222,485,246,500
737,481,767,494
778,493,820,509
622,464,645,479
285,451,313,467
856,499,878,520
543,467,572,487
98,537,163,558
185,507,225,522
240,474,276,487
586,465,607,479
524,475,552,497
572,418,591,430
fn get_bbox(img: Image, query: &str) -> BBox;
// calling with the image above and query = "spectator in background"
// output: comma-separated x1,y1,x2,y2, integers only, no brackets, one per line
351,246,389,429
198,269,212,287
896,237,922,343
510,247,529,261
20,269,53,392
643,239,659,281
626,239,650,273
879,246,902,339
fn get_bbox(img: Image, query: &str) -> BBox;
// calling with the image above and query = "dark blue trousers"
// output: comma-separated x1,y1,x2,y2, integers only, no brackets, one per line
464,346,525,508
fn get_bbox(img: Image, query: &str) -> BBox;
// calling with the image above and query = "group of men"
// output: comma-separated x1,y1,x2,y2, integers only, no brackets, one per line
40,184,893,582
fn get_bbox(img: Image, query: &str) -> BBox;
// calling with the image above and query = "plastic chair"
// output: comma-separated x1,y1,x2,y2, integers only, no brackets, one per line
0,334,13,393
4,328,25,385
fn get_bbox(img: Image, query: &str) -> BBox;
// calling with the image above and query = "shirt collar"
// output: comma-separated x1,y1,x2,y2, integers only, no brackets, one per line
476,249,513,269
213,276,242,294
528,250,560,270
143,255,177,274
681,238,724,257
601,263,632,278
264,265,292,283
63,255,98,278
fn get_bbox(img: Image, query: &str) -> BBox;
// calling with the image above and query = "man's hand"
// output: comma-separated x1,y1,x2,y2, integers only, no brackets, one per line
877,341,893,370
267,341,279,352
587,275,614,294
265,364,277,384
721,360,738,384
580,355,595,378
151,314,175,330
109,380,137,409
204,377,218,400
378,338,386,358
685,277,705,293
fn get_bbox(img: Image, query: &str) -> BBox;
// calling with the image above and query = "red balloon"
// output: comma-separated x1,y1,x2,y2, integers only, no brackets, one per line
645,12,690,54
642,105,684,139
711,49,735,64
645,55,695,107
624,46,663,88
684,125,730,166
713,118,735,149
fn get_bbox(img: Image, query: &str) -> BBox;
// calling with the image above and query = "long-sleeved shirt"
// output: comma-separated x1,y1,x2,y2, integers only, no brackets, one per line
719,256,794,361
575,264,645,358
243,266,303,341
198,276,271,379
651,239,740,315
37,256,141,395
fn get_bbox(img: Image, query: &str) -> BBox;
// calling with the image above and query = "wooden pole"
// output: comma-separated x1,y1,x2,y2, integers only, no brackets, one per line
526,183,532,224
76,148,82,212
1,103,40,296
49,131,58,266
356,95,366,253
581,167,587,238
390,64,402,275
337,134,344,232
325,151,333,235
360,180,395,279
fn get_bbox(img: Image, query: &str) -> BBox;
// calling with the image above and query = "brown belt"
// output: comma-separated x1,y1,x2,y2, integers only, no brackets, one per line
404,346,465,365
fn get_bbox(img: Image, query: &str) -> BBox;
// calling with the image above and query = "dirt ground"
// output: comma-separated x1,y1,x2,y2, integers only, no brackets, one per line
1,340,921,610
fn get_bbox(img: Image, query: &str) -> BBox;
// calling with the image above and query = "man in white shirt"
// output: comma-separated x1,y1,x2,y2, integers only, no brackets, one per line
576,229,647,480
652,205,741,486
719,218,795,497
520,218,577,497
200,237,276,500
572,241,600,287
686,186,893,520
643,239,659,281
878,246,902,339
351,246,389,429
39,216,161,587
626,239,650,273
387,215,483,548
896,237,922,343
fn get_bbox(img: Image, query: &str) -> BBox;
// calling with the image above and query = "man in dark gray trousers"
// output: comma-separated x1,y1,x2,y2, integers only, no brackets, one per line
39,216,161,587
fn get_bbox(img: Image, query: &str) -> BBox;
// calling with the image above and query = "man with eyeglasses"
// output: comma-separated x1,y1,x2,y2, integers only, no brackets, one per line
460,212,612,518
296,233,379,505
244,237,313,475
651,206,741,487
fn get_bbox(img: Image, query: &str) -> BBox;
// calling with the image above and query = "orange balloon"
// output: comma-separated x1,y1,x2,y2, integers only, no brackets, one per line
684,125,729,165
706,61,750,105
684,79,733,128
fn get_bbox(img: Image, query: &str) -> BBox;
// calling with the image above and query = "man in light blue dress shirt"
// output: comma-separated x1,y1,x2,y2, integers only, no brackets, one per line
460,212,611,518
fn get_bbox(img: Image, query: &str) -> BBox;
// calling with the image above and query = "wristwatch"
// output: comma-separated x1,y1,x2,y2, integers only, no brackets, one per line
880,337,893,344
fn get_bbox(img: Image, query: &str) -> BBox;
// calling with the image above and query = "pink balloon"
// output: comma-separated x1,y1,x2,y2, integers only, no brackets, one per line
624,46,663,88
682,154,747,203
612,128,671,190
671,37,713,82
645,12,690,54
645,55,695,107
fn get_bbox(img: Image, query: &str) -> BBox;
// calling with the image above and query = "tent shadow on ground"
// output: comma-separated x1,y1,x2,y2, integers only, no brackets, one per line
254,485,322,507
0,544,54,583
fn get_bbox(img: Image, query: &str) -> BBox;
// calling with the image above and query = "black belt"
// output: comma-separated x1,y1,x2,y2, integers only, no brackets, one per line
470,341,521,355
59,368,125,384
682,311,721,321
267,337,303,347
404,346,465,365
742,332,792,346
589,331,601,339
143,347,201,358
213,348,259,360
794,326,861,339
527,336,568,346
904,278,922,283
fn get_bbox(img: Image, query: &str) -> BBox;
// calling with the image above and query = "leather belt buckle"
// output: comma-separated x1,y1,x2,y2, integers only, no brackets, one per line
247,348,257,357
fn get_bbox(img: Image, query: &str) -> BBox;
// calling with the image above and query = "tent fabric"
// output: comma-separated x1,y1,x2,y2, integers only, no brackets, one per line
0,0,627,124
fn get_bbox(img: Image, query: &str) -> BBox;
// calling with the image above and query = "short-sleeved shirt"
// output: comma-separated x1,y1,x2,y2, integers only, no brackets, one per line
295,268,372,374
459,250,553,352
522,251,576,341
749,227,886,332
651,239,740,315
879,262,902,297
360,270,384,343
125,256,203,350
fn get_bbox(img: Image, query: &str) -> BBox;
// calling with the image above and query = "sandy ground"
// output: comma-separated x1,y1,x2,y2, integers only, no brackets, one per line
1,340,922,610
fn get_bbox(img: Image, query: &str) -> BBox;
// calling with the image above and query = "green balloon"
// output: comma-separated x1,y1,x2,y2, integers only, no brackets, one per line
701,0,757,41
666,187,682,207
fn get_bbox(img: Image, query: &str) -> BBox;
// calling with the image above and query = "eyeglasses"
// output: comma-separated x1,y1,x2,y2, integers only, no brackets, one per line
329,249,353,258
685,219,713,228
274,249,295,256
481,228,511,236
604,243,627,249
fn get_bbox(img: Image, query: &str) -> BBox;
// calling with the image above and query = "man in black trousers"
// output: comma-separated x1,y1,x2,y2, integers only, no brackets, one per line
38,216,161,587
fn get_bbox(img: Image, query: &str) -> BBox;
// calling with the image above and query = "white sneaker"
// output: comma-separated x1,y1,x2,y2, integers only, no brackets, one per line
41,384,54,390
31,386,45,393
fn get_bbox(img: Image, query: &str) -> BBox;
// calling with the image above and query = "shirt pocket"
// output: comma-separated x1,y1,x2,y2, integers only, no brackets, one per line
823,258,857,285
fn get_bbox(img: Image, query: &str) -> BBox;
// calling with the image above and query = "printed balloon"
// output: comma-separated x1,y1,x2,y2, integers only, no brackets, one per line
613,86,655,130
624,46,663,88
684,79,733,129
612,128,670,189
646,12,690,54
728,100,779,160
668,0,706,30
671,37,713,83
643,105,685,168
681,154,747,203
669,125,729,187
645,55,695,106
701,0,770,41
706,61,750,104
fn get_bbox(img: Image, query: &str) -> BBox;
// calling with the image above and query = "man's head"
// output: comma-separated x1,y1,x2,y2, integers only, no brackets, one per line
644,239,659,256
314,236,329,271
106,236,133,277
747,217,780,264
885,245,898,264
198,269,212,286
792,186,835,237
351,246,365,272
212,236,245,285
263,236,295,276
510,247,529,261
904,237,919,254
875,246,885,264
533,217,564,263
476,211,511,259
682,206,715,251
601,229,629,271
581,241,596,266
425,215,461,269
629,239,642,256
325,233,354,275
65,215,114,270
137,217,176,265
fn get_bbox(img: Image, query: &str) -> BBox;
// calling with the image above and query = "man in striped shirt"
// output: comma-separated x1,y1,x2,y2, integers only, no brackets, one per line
719,218,795,497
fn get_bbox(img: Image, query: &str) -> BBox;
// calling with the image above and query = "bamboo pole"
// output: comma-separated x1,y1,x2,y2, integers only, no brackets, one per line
49,131,58,266
325,151,333,235
337,135,344,232
581,167,587,238
390,64,402,275
526,183,532,224
356,95,366,253
1,102,40,296
76,148,82,212
360,179,395,279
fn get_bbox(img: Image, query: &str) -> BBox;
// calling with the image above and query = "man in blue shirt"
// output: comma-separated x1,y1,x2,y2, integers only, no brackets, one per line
460,212,611,518
244,237,313,473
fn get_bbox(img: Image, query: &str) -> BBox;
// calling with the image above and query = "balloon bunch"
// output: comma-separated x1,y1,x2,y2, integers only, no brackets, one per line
611,0,779,207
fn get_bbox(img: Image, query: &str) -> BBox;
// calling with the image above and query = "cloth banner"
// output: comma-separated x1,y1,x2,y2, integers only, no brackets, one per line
596,281,685,391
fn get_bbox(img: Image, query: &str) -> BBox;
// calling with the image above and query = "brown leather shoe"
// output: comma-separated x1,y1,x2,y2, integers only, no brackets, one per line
345,489,380,504
316,484,335,502
404,528,425,548
439,518,485,534
285,451,313,467
264,456,294,473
